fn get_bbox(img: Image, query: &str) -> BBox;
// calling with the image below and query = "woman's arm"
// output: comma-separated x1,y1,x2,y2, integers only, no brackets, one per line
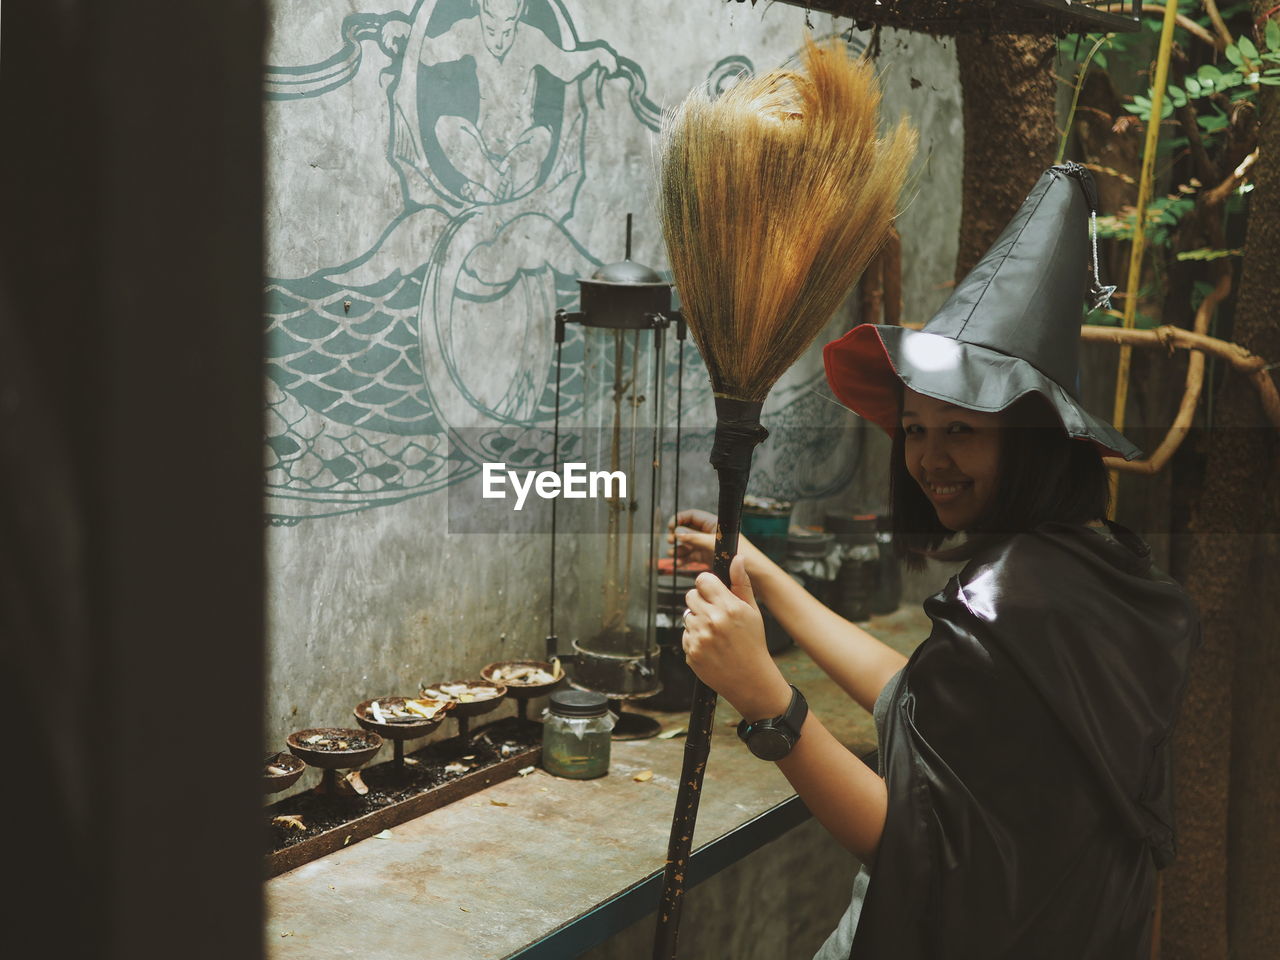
671,510,907,714
682,557,888,866
776,708,889,868
750,557,907,715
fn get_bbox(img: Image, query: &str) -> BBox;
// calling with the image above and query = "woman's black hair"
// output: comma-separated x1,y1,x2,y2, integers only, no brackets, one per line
890,385,1111,570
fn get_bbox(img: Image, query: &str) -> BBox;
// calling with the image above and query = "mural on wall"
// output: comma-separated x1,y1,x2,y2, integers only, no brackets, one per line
264,0,864,523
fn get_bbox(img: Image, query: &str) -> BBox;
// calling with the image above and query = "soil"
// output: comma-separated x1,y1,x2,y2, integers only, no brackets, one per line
264,752,305,775
266,717,541,852
292,731,379,752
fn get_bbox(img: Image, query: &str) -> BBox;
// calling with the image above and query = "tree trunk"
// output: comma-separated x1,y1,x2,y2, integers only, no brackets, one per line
1168,6,1280,956
954,33,1060,279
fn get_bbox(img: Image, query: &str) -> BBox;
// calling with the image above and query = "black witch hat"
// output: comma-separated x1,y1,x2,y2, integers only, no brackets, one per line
823,163,1141,460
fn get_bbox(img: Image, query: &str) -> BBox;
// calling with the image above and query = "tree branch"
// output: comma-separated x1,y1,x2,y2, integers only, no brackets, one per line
1177,101,1223,185
1203,148,1260,206
1099,3,1221,47
1203,0,1235,50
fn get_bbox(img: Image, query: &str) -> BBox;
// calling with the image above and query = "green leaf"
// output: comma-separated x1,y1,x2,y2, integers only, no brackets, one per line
1197,64,1224,87
1259,75,1280,85
1267,18,1280,53
1168,86,1187,108
1094,51,1108,70
1160,98,1175,119
1198,113,1229,133
1184,77,1201,97
1225,44,1244,67
1239,36,1260,62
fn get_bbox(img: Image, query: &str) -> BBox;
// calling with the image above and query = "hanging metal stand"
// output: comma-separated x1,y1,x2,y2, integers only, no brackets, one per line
545,215,685,741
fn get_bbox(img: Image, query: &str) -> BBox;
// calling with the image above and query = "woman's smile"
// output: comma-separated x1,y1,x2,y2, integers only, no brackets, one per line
900,387,1002,532
922,477,973,502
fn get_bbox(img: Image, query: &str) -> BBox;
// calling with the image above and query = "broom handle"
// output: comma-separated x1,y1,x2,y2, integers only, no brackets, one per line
653,397,767,960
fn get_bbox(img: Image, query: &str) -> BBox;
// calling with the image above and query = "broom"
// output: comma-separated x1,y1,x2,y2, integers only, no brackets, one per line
652,36,916,959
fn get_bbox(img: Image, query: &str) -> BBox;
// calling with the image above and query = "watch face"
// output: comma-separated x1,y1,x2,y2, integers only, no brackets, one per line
748,727,792,761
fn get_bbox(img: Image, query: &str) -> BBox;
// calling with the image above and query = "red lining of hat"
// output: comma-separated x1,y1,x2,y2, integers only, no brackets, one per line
822,324,901,434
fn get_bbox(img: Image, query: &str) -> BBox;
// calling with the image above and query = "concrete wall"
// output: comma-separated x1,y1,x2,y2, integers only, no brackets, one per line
262,0,962,796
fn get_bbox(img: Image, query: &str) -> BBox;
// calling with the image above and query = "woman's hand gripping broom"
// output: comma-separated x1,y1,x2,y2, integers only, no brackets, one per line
652,37,916,960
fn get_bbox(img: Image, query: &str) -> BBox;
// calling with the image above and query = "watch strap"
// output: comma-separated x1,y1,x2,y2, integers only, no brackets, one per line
736,684,807,759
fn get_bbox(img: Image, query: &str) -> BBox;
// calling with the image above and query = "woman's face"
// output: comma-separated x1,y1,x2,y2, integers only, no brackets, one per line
900,387,1002,532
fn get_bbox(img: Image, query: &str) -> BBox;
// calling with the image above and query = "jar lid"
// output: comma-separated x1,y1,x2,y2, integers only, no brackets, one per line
742,494,793,517
549,689,610,718
824,512,878,535
786,526,834,558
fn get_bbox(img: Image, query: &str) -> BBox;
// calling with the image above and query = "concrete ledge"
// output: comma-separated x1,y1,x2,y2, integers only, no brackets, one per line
266,606,929,960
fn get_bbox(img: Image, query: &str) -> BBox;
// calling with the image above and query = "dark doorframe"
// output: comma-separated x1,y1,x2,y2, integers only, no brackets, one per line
1,3,266,958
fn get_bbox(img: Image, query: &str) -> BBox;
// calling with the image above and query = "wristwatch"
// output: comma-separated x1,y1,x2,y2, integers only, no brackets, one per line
736,685,807,761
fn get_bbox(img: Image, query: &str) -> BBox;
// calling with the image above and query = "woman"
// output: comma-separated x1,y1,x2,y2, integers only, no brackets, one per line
670,165,1198,959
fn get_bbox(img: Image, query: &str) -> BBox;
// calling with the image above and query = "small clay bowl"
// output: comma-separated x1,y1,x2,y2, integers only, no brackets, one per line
263,751,306,794
417,679,508,720
353,697,451,740
286,727,383,770
481,660,565,701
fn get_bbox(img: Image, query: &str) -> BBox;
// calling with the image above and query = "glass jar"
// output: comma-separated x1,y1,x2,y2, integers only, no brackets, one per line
741,495,794,565
542,690,616,779
648,574,698,712
826,512,879,623
784,526,838,607
870,513,902,615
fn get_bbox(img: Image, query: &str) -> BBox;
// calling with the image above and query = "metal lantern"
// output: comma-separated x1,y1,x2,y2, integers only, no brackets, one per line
545,216,686,740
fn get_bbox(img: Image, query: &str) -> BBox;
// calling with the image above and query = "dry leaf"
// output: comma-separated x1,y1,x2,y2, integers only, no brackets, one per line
341,770,370,796
280,931,294,938
657,727,687,740
517,765,536,777
633,769,654,782
459,906,470,912
343,835,352,847
490,799,509,807
272,814,307,832
373,829,393,839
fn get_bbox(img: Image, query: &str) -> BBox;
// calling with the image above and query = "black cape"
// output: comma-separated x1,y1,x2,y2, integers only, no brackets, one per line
849,521,1198,959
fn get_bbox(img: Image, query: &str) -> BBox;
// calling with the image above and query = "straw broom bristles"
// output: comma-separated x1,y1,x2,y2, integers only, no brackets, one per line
650,38,916,960
658,37,917,401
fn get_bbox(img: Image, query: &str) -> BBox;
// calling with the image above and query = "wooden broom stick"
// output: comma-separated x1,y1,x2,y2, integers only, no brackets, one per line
653,37,915,959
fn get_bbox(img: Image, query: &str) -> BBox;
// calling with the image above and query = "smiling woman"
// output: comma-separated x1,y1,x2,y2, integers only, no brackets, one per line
673,164,1197,959
890,385,1111,567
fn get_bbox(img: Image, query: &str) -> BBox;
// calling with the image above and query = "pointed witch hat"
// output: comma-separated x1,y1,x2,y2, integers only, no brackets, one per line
823,163,1141,460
